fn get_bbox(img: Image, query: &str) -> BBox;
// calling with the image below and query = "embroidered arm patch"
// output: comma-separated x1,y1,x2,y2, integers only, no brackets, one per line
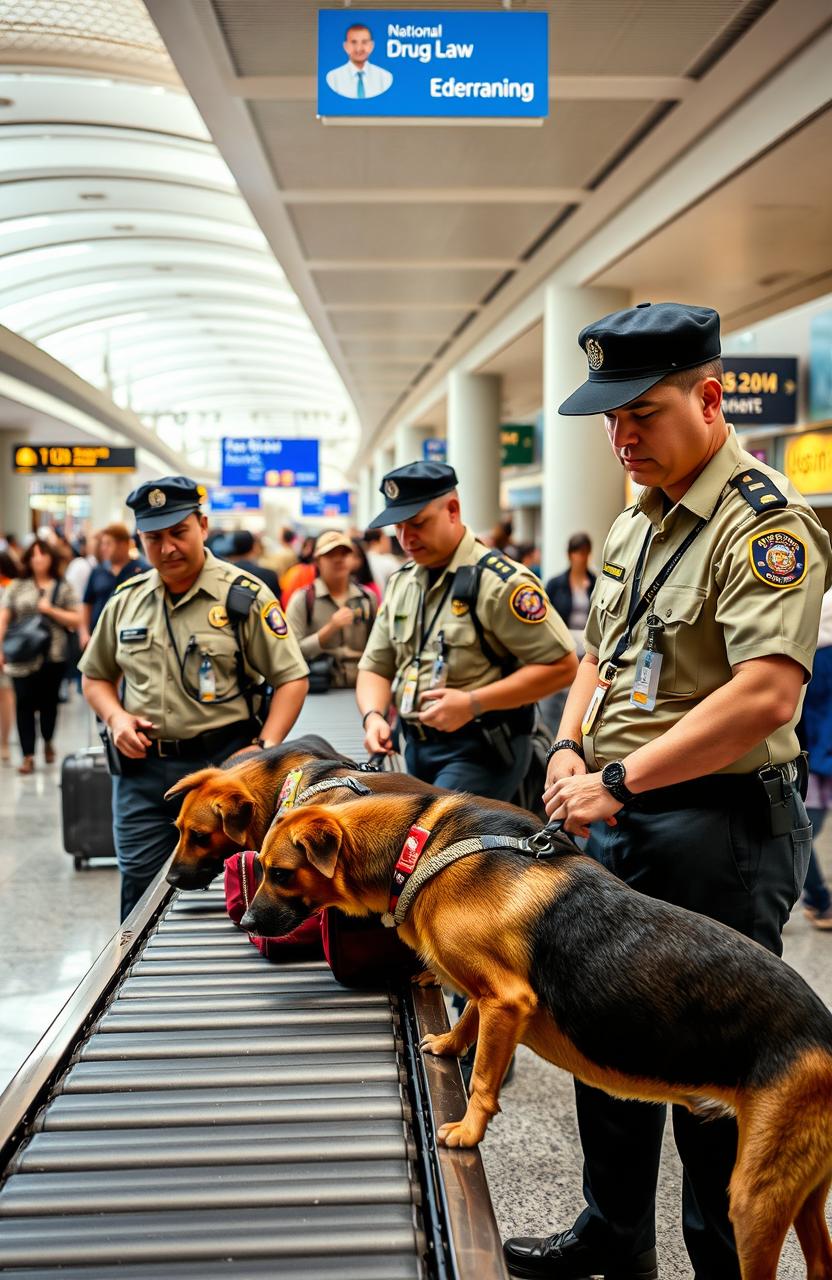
509,582,548,623
748,530,807,588
261,601,289,636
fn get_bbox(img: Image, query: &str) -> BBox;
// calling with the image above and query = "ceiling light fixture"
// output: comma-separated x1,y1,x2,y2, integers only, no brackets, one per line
79,192,107,201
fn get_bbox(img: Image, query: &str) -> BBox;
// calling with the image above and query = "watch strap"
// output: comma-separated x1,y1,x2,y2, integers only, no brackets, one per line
545,738,584,764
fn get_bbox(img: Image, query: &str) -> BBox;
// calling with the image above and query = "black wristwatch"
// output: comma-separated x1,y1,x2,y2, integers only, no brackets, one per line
545,738,584,764
601,760,635,804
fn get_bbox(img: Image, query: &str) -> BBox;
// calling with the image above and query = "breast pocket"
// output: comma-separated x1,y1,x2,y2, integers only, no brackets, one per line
198,630,245,701
653,585,707,696
595,577,627,620
441,618,482,681
115,631,155,698
390,609,417,665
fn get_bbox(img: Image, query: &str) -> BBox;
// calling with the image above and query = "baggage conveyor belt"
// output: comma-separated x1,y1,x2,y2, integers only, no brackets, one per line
0,874,508,1278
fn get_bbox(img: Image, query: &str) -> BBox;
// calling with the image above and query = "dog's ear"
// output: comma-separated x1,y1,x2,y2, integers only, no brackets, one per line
292,810,344,879
164,767,222,801
210,785,256,845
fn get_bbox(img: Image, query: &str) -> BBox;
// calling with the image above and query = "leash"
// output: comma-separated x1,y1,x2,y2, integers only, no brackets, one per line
382,819,581,927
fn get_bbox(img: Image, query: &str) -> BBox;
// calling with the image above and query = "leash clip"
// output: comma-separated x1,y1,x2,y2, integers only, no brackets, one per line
524,819,581,859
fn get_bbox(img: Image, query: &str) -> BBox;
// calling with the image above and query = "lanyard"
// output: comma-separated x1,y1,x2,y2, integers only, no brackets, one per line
414,574,454,661
604,496,724,679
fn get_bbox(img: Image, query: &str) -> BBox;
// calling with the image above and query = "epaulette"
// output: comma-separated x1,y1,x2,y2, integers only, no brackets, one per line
478,552,516,582
114,571,149,594
729,469,788,515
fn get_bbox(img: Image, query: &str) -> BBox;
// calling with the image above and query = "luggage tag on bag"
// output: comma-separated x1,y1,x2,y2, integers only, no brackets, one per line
399,662,420,716
430,631,448,690
581,666,616,736
629,615,664,713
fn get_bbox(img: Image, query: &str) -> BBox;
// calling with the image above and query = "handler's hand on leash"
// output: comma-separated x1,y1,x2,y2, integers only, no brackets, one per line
109,711,155,759
544,771,622,839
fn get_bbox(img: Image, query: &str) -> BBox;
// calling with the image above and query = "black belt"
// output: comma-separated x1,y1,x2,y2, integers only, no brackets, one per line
402,704,534,746
628,760,800,813
146,719,258,761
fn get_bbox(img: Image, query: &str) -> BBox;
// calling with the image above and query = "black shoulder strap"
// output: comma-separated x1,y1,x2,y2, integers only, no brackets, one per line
729,469,788,515
114,571,148,595
226,574,262,721
452,556,515,675
305,583,316,628
355,581,378,622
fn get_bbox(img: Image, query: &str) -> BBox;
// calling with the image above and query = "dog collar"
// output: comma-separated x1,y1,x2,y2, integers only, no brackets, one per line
276,771,372,818
381,824,432,927
276,767,304,816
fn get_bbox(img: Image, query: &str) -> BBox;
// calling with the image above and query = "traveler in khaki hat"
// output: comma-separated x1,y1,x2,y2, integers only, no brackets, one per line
285,531,377,688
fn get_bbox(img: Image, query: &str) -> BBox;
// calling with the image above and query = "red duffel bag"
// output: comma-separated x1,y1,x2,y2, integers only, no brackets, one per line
223,850,324,960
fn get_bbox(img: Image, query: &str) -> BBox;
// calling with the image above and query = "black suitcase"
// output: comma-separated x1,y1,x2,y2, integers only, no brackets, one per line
61,747,116,868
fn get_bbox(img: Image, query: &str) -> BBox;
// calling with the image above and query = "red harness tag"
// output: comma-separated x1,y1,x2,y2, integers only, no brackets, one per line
387,824,431,916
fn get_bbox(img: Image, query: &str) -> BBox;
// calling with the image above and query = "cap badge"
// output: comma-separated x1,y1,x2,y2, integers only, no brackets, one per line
384,479,400,500
586,338,604,371
148,488,167,508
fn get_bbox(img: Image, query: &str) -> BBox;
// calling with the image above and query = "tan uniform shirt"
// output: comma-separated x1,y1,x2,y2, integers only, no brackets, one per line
79,550,308,739
285,576,376,688
583,428,832,773
359,525,575,721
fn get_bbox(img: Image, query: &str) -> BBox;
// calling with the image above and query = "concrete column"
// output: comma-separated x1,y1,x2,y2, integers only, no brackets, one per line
394,422,431,469
372,446,394,504
0,450,32,539
542,285,629,580
447,369,500,537
512,505,536,545
357,466,375,531
89,473,132,529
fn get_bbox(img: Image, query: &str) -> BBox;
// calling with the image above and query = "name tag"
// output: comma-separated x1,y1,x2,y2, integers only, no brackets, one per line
119,627,148,644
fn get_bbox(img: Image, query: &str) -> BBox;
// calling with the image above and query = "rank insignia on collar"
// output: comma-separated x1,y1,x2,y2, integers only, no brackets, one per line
261,601,288,636
748,530,807,589
208,604,229,628
509,582,547,623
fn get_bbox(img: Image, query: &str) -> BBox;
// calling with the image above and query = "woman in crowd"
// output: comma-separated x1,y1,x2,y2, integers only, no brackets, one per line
0,550,19,764
285,531,377,688
0,539,81,774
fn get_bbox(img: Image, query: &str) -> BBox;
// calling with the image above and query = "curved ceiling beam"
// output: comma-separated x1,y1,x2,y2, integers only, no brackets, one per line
29,303,318,344
1,134,235,191
0,211,268,255
1,176,253,226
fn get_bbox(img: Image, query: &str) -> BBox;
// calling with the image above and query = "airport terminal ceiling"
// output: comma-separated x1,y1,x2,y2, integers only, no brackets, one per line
0,0,830,485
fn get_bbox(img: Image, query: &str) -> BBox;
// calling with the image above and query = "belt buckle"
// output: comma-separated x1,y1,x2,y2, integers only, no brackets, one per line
156,739,175,759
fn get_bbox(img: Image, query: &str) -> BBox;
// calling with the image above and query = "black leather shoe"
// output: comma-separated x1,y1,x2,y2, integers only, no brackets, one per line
503,1228,658,1280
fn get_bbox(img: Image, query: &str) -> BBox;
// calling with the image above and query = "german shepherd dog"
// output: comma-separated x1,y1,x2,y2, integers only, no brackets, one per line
241,790,832,1280
164,735,354,889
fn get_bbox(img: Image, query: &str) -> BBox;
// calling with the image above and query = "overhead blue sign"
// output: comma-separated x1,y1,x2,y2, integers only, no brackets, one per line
423,438,447,462
317,10,548,120
301,489,352,517
221,438,319,489
209,489,261,512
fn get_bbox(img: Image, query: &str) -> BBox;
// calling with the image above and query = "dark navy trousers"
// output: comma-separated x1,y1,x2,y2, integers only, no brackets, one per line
403,725,532,801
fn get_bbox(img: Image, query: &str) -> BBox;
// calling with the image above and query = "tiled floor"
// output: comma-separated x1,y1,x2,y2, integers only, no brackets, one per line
1,691,830,1277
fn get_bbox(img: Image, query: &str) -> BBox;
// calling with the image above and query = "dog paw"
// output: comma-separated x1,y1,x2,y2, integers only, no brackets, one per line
412,969,440,987
437,1119,484,1148
419,1032,460,1057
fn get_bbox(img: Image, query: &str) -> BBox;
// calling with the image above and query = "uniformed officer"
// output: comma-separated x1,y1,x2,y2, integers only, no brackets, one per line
80,476,308,919
356,461,577,800
503,303,832,1280
285,530,377,688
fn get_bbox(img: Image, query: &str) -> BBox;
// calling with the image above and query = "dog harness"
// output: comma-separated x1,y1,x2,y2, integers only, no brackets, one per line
381,820,580,927
275,769,372,818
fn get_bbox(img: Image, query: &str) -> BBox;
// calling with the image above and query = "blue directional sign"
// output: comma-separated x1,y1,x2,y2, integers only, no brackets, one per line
423,438,447,462
221,438,319,489
301,489,352,517
317,10,548,120
208,489,261,512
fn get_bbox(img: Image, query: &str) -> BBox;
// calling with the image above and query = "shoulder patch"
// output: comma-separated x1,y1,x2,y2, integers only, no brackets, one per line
261,600,289,637
478,552,516,582
602,561,626,581
509,582,548,623
730,469,788,515
748,529,807,589
114,571,149,594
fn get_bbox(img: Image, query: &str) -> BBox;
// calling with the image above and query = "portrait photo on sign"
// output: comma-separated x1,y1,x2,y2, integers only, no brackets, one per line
326,22,393,98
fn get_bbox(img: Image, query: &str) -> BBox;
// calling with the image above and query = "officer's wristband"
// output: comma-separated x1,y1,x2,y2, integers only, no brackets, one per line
361,709,387,729
545,738,584,764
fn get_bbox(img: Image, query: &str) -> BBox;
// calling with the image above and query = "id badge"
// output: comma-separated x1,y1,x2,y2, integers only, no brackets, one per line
276,766,304,816
430,638,448,689
399,662,420,716
630,649,663,712
581,675,612,736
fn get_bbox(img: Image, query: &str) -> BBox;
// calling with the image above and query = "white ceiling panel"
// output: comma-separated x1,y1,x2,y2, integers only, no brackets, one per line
313,267,503,307
292,203,555,260
252,99,655,192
